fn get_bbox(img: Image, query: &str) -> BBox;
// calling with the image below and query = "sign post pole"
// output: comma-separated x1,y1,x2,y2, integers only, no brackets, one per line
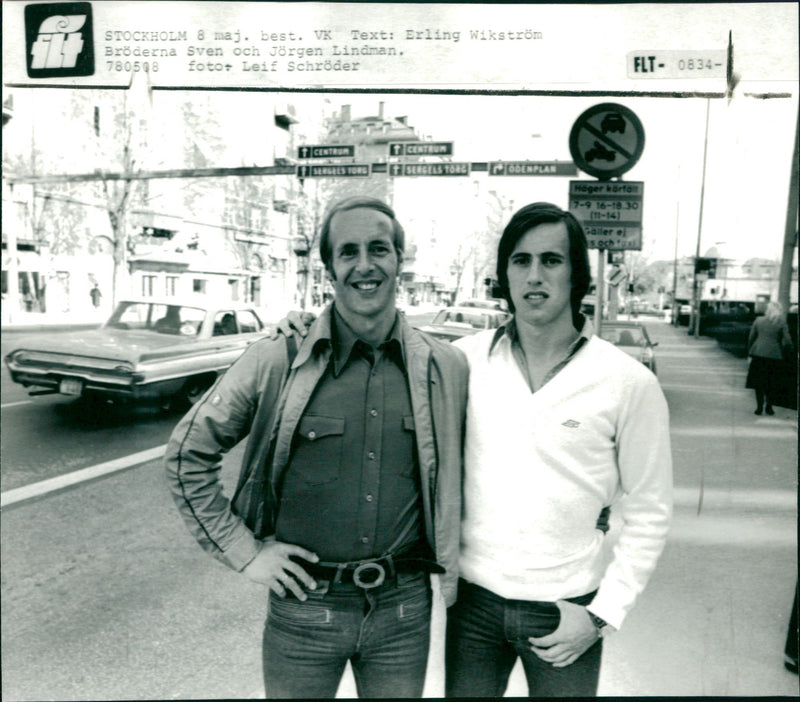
568,103,647,339
595,251,605,335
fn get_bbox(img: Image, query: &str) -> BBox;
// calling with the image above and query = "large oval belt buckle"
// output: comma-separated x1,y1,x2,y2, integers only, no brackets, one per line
352,562,386,589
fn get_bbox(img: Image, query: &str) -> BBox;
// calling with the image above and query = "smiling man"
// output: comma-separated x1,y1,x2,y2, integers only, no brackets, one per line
165,196,468,699
445,202,673,697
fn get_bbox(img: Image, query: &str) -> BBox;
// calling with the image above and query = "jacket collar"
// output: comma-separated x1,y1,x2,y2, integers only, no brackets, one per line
291,303,408,371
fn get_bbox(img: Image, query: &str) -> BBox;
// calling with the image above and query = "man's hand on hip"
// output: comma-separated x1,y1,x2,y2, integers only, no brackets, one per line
528,600,602,667
243,536,319,600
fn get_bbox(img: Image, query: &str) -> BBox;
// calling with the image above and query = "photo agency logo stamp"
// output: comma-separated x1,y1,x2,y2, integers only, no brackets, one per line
25,2,95,77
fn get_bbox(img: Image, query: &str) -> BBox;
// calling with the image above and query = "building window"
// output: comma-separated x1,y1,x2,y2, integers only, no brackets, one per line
142,275,156,297
165,276,178,296
193,279,207,294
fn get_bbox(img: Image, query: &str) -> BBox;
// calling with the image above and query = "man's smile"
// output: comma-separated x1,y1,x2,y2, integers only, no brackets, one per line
351,280,381,292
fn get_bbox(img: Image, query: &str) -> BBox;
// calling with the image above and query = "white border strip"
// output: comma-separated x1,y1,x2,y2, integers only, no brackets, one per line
1,444,167,508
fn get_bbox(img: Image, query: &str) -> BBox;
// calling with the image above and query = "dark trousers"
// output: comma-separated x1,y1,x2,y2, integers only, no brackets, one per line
445,578,602,698
262,571,431,698
786,581,799,674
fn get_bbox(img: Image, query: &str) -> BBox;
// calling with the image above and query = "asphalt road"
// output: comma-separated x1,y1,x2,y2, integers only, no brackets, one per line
1,316,797,699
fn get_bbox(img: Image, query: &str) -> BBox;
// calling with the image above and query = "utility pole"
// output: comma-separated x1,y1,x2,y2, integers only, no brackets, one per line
690,99,711,337
778,108,798,312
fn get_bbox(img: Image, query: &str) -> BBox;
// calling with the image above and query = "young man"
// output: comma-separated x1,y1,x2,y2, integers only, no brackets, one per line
445,202,672,697
164,197,468,698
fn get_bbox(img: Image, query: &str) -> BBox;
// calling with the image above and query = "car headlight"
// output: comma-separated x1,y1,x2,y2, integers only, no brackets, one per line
7,350,29,364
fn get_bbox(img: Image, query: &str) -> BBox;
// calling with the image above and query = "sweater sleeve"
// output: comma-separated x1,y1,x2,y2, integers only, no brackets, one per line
586,370,673,630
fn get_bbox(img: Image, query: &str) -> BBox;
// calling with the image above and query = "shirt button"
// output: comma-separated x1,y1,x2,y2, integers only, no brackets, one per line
370,409,378,417
308,430,316,439
361,536,369,544
368,451,375,460
365,494,374,502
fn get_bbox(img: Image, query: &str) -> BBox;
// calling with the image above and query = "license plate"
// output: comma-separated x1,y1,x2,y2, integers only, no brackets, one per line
59,378,83,395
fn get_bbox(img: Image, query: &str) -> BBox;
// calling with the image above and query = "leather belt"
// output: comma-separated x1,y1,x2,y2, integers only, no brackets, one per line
293,551,445,590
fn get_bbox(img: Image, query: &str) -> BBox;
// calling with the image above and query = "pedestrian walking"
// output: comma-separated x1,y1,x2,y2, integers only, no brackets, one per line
745,301,794,415
445,202,672,697
90,284,102,308
164,196,468,699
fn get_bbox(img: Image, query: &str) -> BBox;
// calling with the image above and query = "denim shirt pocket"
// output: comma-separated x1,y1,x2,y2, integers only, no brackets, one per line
292,415,345,486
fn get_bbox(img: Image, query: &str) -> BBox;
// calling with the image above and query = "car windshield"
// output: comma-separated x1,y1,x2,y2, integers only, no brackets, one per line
105,302,205,336
433,310,494,330
602,326,647,346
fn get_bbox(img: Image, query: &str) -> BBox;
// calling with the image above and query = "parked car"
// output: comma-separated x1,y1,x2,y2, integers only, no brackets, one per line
456,298,509,312
4,298,271,407
416,306,510,342
598,321,658,374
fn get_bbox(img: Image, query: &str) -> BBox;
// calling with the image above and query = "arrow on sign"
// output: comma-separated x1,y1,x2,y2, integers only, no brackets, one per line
491,163,505,175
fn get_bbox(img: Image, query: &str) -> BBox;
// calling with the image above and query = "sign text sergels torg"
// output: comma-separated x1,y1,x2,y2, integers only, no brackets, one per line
490,162,577,176
568,181,644,251
296,164,370,178
389,163,471,177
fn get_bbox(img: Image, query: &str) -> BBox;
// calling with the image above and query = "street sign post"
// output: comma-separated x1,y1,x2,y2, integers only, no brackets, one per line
389,142,453,157
489,161,578,177
569,103,645,180
389,162,471,177
296,164,370,178
569,180,644,250
297,145,355,159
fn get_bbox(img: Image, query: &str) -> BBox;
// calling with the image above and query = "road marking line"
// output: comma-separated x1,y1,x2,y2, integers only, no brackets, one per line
0,444,167,508
1,400,33,409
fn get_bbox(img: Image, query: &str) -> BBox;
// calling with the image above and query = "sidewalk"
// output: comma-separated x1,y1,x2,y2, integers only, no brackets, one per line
1,308,106,334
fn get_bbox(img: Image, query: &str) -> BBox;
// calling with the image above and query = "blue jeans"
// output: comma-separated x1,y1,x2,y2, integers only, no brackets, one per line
262,571,431,698
445,579,602,697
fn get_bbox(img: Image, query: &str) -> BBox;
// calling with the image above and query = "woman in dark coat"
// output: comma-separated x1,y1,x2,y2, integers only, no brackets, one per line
745,301,794,415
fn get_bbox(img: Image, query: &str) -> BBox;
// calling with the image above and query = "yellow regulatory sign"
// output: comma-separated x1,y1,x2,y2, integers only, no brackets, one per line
626,50,727,79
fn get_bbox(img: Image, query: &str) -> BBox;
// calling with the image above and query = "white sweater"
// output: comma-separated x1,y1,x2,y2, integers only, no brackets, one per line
454,328,672,629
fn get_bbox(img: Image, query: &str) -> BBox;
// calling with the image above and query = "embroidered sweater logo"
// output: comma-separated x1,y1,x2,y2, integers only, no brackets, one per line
562,419,581,428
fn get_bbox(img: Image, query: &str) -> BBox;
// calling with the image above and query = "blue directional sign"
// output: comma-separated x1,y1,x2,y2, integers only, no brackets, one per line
388,162,470,176
489,161,577,176
296,164,370,178
389,142,454,157
297,145,355,159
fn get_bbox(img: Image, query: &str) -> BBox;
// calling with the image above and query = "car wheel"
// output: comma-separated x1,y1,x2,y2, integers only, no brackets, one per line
168,376,216,412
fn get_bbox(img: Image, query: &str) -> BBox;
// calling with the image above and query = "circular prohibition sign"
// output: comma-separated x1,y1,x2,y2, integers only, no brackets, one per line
569,103,645,180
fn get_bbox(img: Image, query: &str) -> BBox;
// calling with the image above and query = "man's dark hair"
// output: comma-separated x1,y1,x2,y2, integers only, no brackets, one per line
495,202,591,326
319,196,405,273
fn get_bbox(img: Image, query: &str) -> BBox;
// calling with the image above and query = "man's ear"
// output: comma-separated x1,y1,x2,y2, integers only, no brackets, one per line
396,250,404,275
325,263,336,282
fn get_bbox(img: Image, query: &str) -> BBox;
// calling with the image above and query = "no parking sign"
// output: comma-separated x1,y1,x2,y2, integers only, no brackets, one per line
569,103,645,180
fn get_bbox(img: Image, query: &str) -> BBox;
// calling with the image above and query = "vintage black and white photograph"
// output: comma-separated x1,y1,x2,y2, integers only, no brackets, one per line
1,1,798,699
